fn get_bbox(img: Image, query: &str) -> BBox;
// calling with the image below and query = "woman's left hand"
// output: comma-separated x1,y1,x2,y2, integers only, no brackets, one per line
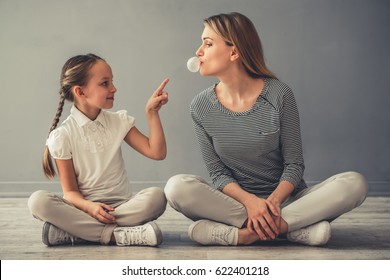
265,199,282,234
244,195,280,240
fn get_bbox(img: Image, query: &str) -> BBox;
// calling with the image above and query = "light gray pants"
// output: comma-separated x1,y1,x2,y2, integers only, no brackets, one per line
28,187,167,244
164,171,368,232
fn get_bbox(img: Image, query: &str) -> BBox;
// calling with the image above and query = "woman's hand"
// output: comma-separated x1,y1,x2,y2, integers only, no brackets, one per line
85,201,116,224
244,194,280,240
265,199,282,234
146,78,169,113
266,180,295,234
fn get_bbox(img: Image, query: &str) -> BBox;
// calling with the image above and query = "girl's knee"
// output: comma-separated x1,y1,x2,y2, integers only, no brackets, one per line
150,187,167,206
27,190,52,217
147,186,165,199
144,187,167,216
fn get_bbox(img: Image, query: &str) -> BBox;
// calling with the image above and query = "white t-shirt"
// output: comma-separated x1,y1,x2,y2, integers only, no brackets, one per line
47,105,135,204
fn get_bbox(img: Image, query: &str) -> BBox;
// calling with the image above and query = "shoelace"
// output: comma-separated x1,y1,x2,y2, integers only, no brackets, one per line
121,226,148,245
211,225,232,245
55,228,78,245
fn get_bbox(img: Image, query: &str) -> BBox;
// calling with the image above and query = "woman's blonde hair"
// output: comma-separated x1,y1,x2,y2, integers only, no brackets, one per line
204,12,277,79
43,53,104,179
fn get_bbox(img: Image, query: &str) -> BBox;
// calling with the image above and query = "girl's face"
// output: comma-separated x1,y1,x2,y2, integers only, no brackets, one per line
196,25,234,77
81,60,116,111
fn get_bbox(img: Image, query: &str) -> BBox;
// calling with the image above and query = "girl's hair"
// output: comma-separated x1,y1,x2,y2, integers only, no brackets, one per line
43,53,104,179
204,12,277,79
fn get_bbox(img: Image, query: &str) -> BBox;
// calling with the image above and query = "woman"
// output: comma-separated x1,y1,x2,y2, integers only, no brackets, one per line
164,12,367,246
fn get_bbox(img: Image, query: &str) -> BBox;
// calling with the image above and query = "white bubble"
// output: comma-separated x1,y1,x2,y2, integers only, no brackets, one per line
187,56,200,72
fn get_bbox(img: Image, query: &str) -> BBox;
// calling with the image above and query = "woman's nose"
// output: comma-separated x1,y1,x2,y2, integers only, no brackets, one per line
196,46,203,57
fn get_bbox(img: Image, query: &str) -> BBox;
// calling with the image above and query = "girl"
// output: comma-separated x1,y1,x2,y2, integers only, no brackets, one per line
28,54,169,246
164,13,368,246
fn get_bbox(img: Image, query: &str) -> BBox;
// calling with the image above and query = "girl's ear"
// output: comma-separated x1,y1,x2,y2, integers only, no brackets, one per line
230,47,240,61
73,86,84,98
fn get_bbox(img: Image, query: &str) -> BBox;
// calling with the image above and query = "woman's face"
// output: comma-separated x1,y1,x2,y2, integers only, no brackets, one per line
196,25,234,77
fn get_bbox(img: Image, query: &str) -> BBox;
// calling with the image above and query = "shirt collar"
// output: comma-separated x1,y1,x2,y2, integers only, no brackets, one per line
70,105,107,128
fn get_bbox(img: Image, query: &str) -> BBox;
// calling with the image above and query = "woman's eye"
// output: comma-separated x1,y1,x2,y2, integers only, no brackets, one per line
202,41,212,47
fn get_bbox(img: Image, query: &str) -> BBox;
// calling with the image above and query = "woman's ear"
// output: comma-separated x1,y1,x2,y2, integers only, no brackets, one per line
230,47,240,61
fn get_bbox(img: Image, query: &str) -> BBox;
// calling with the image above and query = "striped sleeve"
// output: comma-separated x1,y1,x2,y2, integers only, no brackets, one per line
190,93,238,191
278,84,305,187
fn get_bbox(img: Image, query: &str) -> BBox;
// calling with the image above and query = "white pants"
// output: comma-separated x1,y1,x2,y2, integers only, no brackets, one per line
28,187,167,244
164,172,368,232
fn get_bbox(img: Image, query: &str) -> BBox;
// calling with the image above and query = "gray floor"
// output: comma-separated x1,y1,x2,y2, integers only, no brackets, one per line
0,196,389,260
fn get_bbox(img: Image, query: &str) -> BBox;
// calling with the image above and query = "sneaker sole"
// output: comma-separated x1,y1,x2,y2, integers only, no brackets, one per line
42,222,52,246
148,221,163,246
187,220,203,242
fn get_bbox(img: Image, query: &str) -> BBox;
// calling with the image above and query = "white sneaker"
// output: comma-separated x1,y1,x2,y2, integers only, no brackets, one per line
287,221,331,246
188,220,238,246
114,222,162,246
42,222,84,246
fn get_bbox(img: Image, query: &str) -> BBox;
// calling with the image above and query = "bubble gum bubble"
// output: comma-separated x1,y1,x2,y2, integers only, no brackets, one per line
187,56,200,72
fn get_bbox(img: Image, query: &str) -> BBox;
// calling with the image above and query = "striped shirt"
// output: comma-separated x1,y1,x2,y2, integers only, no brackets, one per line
190,78,307,196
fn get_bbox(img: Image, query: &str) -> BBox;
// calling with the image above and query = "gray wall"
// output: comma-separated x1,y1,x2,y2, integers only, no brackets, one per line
0,0,389,196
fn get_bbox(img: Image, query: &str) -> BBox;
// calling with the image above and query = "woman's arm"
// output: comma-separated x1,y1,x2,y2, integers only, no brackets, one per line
261,86,304,233
124,79,169,160
267,181,294,207
55,159,115,224
279,87,305,189
266,180,294,233
190,104,237,190
262,86,305,229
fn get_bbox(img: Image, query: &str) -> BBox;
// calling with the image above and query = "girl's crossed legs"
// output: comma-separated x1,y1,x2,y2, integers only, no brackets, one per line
28,187,166,245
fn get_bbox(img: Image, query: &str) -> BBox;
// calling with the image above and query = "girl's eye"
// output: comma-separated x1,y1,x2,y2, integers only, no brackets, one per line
102,81,108,86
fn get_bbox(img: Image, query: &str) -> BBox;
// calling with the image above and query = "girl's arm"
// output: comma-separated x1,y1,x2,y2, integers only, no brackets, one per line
124,79,169,160
55,159,115,224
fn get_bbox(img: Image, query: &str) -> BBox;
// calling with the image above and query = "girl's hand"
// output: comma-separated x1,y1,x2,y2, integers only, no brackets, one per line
146,78,169,113
86,201,116,224
244,195,280,240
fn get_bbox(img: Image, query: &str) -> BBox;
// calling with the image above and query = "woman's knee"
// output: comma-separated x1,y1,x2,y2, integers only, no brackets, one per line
340,171,368,205
164,174,183,201
164,174,199,203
